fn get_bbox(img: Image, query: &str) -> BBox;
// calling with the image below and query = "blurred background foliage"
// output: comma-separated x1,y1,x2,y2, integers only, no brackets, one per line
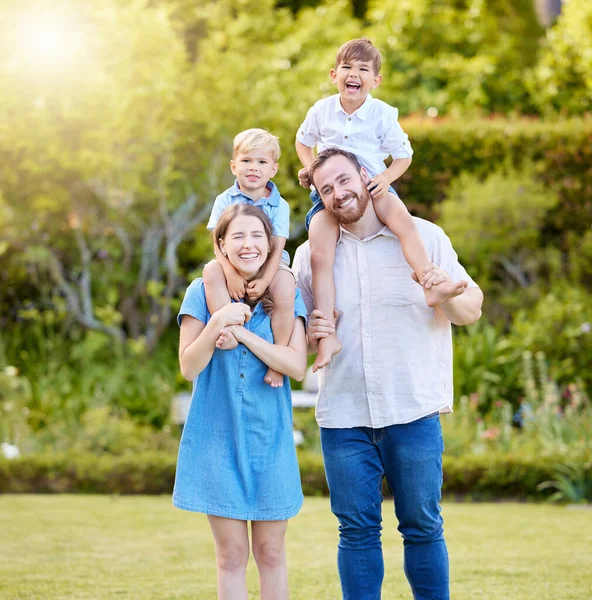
0,0,591,484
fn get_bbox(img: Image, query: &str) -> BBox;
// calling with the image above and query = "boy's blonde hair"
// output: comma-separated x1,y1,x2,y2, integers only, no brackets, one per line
232,128,281,162
335,38,381,75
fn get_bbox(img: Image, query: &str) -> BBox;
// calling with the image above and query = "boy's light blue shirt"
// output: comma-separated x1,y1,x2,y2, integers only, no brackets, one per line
207,180,291,265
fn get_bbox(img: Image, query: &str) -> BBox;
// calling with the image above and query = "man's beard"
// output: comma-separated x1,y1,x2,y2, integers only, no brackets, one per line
328,187,370,225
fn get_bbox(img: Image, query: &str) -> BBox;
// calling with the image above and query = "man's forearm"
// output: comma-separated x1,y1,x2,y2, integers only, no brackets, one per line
441,287,483,326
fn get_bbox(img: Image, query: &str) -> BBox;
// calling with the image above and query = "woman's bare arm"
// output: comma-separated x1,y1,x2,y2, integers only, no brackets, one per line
179,303,252,381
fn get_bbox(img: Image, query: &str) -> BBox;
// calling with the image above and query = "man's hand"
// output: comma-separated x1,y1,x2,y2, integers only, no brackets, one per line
367,173,391,201
246,278,269,301
413,265,469,309
298,166,312,188
227,271,247,301
418,264,452,289
307,309,338,352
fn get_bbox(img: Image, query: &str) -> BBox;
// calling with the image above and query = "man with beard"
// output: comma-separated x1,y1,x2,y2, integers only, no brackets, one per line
292,147,483,600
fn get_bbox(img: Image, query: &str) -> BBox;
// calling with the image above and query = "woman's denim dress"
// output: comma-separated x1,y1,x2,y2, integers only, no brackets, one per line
172,279,306,521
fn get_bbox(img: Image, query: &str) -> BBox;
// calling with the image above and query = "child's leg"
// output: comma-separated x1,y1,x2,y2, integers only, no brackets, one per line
373,193,467,307
309,209,342,372
251,520,289,600
204,259,239,349
265,268,296,387
207,516,249,600
203,258,232,314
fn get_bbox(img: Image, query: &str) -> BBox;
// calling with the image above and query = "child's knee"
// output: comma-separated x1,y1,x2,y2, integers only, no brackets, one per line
270,273,296,309
202,259,223,283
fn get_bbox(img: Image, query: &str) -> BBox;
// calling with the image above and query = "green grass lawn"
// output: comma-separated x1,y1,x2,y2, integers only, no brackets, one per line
0,496,591,599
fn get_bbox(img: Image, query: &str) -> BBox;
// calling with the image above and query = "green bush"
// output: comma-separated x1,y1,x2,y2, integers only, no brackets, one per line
508,286,592,394
0,452,177,495
1,450,590,500
391,118,592,222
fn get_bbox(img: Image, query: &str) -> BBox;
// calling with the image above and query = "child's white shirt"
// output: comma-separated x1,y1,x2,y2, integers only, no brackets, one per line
296,94,413,178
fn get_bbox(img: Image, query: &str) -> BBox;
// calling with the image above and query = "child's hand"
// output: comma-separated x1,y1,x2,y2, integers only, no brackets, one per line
227,272,247,301
215,328,239,350
367,174,391,201
246,278,269,301
298,167,312,188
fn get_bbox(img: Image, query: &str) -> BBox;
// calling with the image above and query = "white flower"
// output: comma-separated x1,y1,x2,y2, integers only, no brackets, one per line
581,322,591,334
1,443,21,459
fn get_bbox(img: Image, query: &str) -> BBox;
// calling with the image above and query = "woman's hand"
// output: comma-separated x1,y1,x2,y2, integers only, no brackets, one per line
214,302,252,329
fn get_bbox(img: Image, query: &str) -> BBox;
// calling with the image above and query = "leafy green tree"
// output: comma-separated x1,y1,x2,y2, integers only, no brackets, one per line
528,0,592,115
438,168,559,320
0,0,213,351
366,0,543,116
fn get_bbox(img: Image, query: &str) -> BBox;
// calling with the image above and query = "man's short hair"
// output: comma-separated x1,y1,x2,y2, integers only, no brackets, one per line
233,128,281,162
309,147,363,189
335,38,381,75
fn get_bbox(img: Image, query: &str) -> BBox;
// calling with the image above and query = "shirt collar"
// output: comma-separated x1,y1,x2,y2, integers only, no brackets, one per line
337,224,395,244
229,180,280,206
334,93,373,120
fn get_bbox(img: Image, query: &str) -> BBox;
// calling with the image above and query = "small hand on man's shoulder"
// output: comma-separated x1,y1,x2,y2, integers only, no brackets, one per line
298,166,312,188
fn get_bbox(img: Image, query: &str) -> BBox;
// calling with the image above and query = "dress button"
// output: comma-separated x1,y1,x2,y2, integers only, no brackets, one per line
240,374,245,378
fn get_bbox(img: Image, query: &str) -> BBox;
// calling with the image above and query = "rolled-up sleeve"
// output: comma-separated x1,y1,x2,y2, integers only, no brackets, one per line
296,103,321,148
380,107,413,159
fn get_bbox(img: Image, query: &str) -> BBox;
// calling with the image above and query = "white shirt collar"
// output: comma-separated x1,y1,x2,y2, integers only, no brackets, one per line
333,94,373,120
338,224,395,244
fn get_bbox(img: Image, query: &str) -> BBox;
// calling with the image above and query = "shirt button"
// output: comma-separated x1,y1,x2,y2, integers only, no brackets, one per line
348,117,351,121
240,374,244,378
344,135,348,139
242,351,247,355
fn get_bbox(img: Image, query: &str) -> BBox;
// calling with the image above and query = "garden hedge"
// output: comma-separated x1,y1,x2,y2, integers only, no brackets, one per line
387,118,592,227
1,450,590,500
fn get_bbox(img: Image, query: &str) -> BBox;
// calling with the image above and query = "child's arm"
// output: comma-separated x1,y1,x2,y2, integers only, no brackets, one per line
296,141,315,188
225,317,307,381
212,235,247,301
179,302,251,381
368,157,412,200
246,236,286,300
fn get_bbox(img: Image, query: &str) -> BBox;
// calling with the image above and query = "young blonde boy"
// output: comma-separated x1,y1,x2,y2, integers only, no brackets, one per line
203,129,295,387
296,38,466,372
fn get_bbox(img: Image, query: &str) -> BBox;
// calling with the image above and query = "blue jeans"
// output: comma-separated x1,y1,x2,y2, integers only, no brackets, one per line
320,413,448,600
